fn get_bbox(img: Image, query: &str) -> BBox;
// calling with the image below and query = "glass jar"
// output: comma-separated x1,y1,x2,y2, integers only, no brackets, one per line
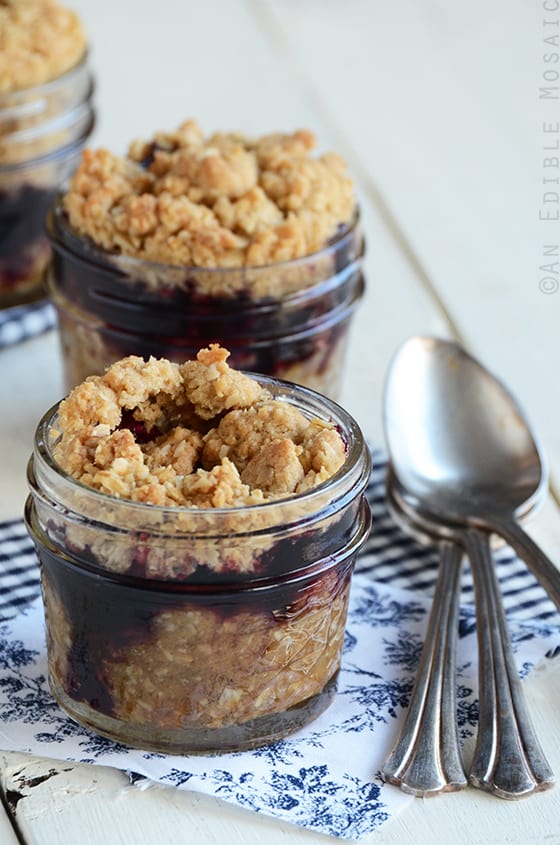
26,376,372,753
45,197,365,398
0,55,94,309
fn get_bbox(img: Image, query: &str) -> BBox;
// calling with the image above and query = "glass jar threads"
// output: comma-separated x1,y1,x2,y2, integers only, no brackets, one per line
26,373,371,753
46,197,364,397
0,55,94,308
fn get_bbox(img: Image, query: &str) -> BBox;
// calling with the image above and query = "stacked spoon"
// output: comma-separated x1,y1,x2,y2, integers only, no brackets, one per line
382,336,560,799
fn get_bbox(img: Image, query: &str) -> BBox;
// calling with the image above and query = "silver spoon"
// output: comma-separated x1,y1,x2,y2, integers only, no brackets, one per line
384,336,558,798
384,335,560,611
383,472,540,797
383,469,540,796
387,468,553,798
383,473,467,796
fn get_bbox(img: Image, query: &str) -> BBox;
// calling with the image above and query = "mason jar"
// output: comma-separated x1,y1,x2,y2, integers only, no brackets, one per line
25,375,371,753
45,196,365,397
0,55,94,308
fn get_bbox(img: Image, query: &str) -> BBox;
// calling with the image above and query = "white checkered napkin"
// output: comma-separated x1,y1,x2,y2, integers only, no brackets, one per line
0,300,55,348
1,452,559,626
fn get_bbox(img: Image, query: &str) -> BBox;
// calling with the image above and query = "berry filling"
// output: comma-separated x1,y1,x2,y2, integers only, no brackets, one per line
0,184,54,298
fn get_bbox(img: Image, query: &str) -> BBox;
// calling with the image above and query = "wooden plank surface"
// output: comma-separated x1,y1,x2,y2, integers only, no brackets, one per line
258,0,560,492
0,794,20,845
1,0,560,843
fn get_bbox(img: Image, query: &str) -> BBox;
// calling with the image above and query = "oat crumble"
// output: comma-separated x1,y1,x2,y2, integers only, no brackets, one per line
53,345,346,507
63,120,355,268
32,343,367,742
0,0,86,93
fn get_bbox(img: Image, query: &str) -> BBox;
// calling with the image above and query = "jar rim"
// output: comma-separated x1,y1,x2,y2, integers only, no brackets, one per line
46,194,363,279
26,495,371,592
0,107,95,173
32,373,370,523
0,50,91,106
45,259,364,340
0,84,94,145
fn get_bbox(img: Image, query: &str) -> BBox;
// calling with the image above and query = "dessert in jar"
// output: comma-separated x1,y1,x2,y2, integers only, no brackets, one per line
26,345,372,752
46,120,365,397
0,0,94,308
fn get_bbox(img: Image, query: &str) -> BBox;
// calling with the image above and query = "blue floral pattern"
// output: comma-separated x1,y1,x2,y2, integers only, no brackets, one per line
0,574,559,840
2,456,559,838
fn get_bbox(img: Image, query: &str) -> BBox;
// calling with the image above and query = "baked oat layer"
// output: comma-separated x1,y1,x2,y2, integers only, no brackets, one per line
53,345,346,507
0,0,86,93
63,119,355,268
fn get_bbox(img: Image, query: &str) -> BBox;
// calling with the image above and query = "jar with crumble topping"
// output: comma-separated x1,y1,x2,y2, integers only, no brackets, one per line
46,202,364,397
25,373,371,753
44,122,365,397
0,1,94,308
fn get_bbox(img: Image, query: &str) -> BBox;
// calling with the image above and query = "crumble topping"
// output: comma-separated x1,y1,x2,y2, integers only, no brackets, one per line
63,119,355,268
0,0,86,93
53,345,346,507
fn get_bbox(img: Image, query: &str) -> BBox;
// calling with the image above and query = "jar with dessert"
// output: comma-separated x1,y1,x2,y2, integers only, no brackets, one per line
0,0,95,309
45,120,365,397
25,346,372,752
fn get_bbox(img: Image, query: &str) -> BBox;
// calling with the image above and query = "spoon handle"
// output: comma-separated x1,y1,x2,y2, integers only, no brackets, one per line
383,540,467,796
463,529,555,798
489,518,560,612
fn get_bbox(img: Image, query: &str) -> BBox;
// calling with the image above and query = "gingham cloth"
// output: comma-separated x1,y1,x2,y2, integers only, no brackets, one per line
0,300,55,348
1,453,558,623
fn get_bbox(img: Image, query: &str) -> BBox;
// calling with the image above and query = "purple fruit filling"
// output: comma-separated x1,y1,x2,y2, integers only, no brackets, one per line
0,184,54,298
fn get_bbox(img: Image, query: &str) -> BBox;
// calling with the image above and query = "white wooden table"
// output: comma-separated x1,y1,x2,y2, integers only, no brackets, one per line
1,1,560,842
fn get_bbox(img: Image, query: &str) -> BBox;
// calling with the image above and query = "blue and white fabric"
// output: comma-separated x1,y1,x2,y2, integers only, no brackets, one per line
1,454,559,840
0,300,55,348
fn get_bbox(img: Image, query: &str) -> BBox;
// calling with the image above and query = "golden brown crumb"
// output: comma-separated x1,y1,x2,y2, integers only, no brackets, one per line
180,344,267,420
63,119,355,269
103,355,183,411
241,439,304,495
180,458,264,509
53,345,346,507
144,427,203,477
201,402,316,470
57,377,121,436
0,0,86,93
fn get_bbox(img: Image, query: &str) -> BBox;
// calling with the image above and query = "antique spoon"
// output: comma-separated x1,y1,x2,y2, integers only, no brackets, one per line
383,467,541,796
384,336,560,611
383,336,558,797
382,472,467,796
386,467,552,797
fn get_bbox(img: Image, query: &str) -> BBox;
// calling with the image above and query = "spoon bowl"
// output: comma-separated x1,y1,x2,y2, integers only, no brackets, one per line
384,336,547,522
384,336,560,611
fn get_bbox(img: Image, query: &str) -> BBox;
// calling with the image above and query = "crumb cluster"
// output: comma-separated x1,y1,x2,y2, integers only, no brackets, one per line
63,119,355,268
0,0,86,93
53,345,346,507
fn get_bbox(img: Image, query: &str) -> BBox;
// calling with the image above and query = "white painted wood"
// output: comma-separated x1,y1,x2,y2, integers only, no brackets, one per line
1,0,560,842
0,753,329,845
259,0,560,490
0,795,20,845
0,332,62,522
